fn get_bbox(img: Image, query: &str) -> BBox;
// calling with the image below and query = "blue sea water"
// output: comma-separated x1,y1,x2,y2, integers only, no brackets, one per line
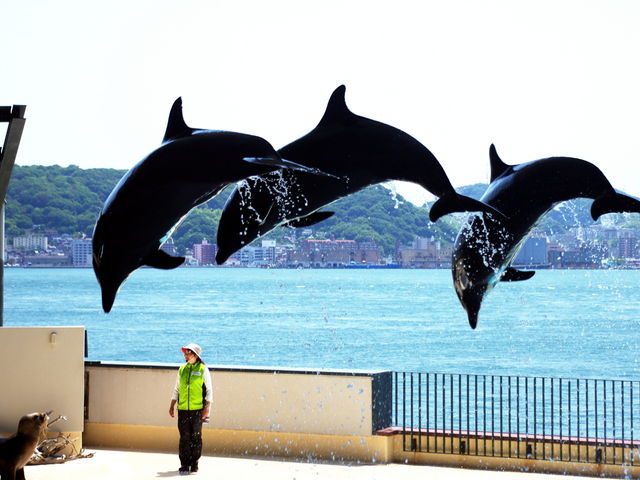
4,267,639,380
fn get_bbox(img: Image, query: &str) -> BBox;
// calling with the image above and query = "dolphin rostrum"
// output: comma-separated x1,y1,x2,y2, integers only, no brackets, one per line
215,85,502,264
452,144,640,329
93,97,324,313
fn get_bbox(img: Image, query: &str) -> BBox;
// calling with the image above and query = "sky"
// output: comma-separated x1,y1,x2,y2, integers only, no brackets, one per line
2,0,640,206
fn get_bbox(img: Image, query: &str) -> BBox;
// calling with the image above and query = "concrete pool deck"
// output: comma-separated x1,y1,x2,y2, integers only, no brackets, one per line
26,448,604,480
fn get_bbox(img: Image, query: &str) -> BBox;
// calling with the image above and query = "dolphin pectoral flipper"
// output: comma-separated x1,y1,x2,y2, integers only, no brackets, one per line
590,192,640,220
500,267,535,282
143,250,185,270
283,211,335,228
429,193,506,222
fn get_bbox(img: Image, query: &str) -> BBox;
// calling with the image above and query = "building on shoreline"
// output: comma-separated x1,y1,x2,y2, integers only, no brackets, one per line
512,236,548,267
12,234,48,250
192,238,216,266
286,238,381,268
5,224,640,268
396,237,452,268
71,238,92,266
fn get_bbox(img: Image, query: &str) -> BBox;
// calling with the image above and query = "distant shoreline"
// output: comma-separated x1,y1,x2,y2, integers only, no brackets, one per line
8,264,640,270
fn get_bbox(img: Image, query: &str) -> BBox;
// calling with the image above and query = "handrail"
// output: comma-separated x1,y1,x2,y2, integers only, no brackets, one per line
393,371,640,466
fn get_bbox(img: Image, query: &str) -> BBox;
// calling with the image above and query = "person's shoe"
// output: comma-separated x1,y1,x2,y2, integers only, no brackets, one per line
179,466,190,475
190,464,199,473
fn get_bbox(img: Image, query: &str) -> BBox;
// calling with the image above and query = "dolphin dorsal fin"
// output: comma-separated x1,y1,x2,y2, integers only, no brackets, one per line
163,97,196,143
489,144,511,182
318,85,355,125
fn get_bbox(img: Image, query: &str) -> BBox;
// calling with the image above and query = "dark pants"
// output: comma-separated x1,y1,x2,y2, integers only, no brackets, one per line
177,409,203,468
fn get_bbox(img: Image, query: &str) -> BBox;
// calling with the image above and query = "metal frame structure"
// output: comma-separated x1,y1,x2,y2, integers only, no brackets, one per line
393,371,640,466
0,105,27,326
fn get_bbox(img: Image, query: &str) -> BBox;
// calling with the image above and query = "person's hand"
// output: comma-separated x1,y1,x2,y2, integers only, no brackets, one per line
202,407,210,420
169,405,175,418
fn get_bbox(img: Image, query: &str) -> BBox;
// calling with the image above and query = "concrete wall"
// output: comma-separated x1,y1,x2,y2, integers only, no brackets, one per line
213,370,383,435
84,362,392,462
85,362,391,436
0,326,85,435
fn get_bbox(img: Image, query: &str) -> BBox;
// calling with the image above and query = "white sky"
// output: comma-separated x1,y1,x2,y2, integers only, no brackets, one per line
3,0,640,206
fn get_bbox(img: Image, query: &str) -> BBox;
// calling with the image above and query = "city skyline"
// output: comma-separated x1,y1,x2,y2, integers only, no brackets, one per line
8,222,640,269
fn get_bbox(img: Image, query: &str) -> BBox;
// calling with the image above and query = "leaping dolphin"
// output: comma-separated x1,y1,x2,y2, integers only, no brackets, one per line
214,85,503,264
452,144,640,329
93,97,325,313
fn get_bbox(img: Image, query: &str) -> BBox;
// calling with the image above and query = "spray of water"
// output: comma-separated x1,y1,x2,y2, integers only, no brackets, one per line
382,181,404,209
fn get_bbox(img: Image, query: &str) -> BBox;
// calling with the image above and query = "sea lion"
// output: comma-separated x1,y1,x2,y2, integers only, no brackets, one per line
92,97,326,313
0,412,48,480
214,85,503,264
452,144,640,329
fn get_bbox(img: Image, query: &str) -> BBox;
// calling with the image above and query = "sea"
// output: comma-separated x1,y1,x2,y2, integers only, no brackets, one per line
4,267,639,380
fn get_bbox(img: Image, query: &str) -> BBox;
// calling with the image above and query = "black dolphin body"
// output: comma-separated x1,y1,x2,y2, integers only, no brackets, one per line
214,85,502,264
452,144,640,329
93,97,321,312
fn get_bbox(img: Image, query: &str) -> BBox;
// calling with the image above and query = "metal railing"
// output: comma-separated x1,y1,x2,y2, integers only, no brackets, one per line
393,372,640,466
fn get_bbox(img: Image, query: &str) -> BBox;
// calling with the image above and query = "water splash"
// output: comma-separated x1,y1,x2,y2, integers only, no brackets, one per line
383,181,404,209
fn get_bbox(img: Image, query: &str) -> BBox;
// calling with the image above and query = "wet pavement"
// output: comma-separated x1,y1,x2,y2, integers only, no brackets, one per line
26,448,601,479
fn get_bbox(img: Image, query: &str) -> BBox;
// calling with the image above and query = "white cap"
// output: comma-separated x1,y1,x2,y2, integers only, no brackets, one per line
181,343,203,362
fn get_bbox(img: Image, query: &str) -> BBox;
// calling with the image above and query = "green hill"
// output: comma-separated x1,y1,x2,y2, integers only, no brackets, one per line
6,165,633,256
6,165,456,255
6,165,125,237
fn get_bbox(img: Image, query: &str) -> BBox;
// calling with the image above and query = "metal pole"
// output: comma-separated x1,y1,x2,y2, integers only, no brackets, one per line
0,105,27,326
0,203,4,325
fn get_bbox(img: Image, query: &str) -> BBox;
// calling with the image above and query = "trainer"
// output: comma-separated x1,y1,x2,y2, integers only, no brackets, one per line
169,343,213,475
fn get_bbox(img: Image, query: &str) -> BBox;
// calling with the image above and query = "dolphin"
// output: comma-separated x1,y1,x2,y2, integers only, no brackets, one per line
214,85,503,264
452,144,640,329
93,97,325,313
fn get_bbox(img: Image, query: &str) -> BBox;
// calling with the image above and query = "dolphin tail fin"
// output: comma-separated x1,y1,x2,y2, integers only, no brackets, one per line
429,193,505,222
500,267,536,282
143,250,185,270
591,192,640,220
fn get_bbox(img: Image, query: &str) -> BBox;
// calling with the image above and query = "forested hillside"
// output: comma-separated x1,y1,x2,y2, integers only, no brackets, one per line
6,165,125,237
7,165,632,256
6,165,449,255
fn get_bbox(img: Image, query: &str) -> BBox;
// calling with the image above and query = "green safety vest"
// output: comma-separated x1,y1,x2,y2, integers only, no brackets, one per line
177,362,207,411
